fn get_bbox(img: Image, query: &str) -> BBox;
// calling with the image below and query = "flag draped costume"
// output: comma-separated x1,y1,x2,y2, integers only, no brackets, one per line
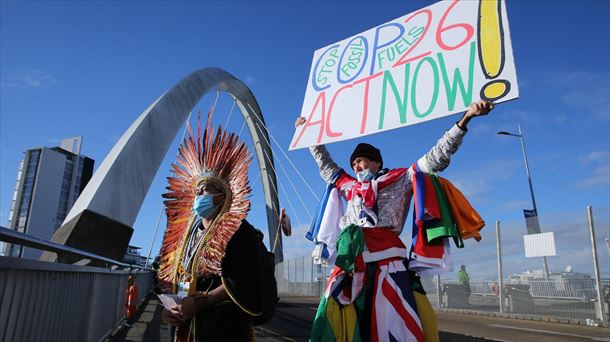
307,124,477,342
157,115,265,341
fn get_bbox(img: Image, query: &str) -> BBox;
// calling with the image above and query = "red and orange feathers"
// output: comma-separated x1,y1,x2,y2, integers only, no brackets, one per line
157,113,252,291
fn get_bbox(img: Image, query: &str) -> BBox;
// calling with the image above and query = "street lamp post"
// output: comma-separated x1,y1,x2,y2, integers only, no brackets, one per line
498,124,550,279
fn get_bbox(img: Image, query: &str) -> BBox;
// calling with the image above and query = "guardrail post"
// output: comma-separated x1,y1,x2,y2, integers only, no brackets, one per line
587,206,607,322
436,274,442,308
497,220,504,313
311,257,314,296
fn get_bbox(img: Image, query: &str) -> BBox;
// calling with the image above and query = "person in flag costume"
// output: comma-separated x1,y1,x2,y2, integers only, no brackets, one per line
158,113,267,341
297,100,494,342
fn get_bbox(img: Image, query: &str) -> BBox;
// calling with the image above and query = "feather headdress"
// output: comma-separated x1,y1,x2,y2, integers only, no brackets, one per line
157,112,251,291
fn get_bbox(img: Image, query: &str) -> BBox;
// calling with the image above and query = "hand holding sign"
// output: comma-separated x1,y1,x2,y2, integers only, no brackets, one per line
457,99,494,129
295,117,306,129
466,100,494,117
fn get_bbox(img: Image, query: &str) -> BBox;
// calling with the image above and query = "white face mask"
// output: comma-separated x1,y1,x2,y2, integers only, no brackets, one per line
356,168,374,182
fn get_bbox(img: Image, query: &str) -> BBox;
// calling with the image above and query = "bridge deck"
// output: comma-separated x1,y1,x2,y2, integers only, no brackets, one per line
108,295,610,342
106,295,290,342
107,296,171,342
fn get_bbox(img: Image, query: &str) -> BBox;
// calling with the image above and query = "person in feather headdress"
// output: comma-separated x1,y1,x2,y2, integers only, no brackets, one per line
158,114,272,341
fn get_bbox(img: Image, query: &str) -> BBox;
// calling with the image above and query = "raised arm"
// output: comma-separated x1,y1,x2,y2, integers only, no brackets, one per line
416,100,494,173
295,117,342,184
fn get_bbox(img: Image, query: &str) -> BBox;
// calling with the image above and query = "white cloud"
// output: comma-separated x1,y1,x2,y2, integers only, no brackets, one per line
3,69,57,88
574,151,610,188
105,135,120,143
577,164,610,188
496,109,546,126
449,178,490,201
495,109,566,128
554,114,568,124
579,151,609,165
281,223,315,260
496,200,531,212
447,159,521,202
547,70,610,121
471,122,493,137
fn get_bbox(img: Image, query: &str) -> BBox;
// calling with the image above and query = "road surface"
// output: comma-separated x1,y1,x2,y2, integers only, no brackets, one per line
262,295,610,342
110,295,610,341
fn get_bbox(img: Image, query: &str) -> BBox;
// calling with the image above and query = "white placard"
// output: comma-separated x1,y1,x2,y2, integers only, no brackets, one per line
290,0,519,150
524,232,556,258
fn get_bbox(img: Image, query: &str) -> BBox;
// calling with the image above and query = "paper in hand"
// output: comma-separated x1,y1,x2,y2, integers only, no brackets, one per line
158,293,182,310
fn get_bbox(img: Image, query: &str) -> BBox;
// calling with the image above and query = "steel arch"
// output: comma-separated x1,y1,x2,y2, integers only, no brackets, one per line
47,68,283,263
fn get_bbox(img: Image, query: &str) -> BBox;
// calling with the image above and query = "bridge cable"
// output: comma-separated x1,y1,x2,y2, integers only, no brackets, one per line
236,108,307,254
243,107,318,221
239,102,317,219
224,97,237,129
146,110,195,264
260,145,312,220
211,90,220,112
260,147,308,223
245,102,320,201
248,151,306,252
258,147,309,255
238,120,247,137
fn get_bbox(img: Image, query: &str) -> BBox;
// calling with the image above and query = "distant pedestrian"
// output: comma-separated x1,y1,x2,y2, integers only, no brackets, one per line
490,281,499,295
125,274,139,321
457,265,471,294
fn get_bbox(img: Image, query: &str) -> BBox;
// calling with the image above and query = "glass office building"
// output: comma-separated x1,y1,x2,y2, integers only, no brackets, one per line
3,137,94,259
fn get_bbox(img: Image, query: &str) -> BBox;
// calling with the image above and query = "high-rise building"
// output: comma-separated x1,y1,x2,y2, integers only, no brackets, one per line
3,137,94,259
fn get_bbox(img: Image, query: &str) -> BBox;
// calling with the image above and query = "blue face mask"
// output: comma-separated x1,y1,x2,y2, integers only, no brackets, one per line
193,194,220,219
356,168,375,182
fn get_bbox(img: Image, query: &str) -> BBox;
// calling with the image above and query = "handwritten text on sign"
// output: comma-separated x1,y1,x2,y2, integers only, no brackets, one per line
290,0,518,150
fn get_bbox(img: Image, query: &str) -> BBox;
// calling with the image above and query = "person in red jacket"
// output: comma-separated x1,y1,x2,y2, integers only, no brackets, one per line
126,274,139,321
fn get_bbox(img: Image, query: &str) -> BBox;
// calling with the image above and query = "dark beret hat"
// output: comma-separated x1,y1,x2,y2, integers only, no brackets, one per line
349,143,383,170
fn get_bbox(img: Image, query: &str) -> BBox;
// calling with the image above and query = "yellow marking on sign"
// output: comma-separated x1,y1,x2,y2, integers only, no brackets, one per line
480,0,502,78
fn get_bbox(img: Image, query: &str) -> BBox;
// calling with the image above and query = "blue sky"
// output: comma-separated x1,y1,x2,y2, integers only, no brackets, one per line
1,1,609,279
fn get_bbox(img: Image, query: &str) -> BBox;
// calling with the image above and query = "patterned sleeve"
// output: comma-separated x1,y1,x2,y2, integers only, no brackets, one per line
309,145,342,184
415,124,467,173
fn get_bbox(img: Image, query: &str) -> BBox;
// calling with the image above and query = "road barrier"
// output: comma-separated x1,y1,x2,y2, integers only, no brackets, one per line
0,226,155,341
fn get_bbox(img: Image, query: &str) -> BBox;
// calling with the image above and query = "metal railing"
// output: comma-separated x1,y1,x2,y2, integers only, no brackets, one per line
0,226,155,342
527,279,600,300
275,254,330,297
276,206,610,325
275,255,610,324
438,279,610,300
0,226,149,269
424,277,610,323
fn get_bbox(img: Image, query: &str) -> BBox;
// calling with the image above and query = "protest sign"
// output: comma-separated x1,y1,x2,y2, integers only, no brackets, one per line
290,0,518,150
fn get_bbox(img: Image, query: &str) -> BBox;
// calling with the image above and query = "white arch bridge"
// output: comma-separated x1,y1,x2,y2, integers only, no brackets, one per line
41,67,285,263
